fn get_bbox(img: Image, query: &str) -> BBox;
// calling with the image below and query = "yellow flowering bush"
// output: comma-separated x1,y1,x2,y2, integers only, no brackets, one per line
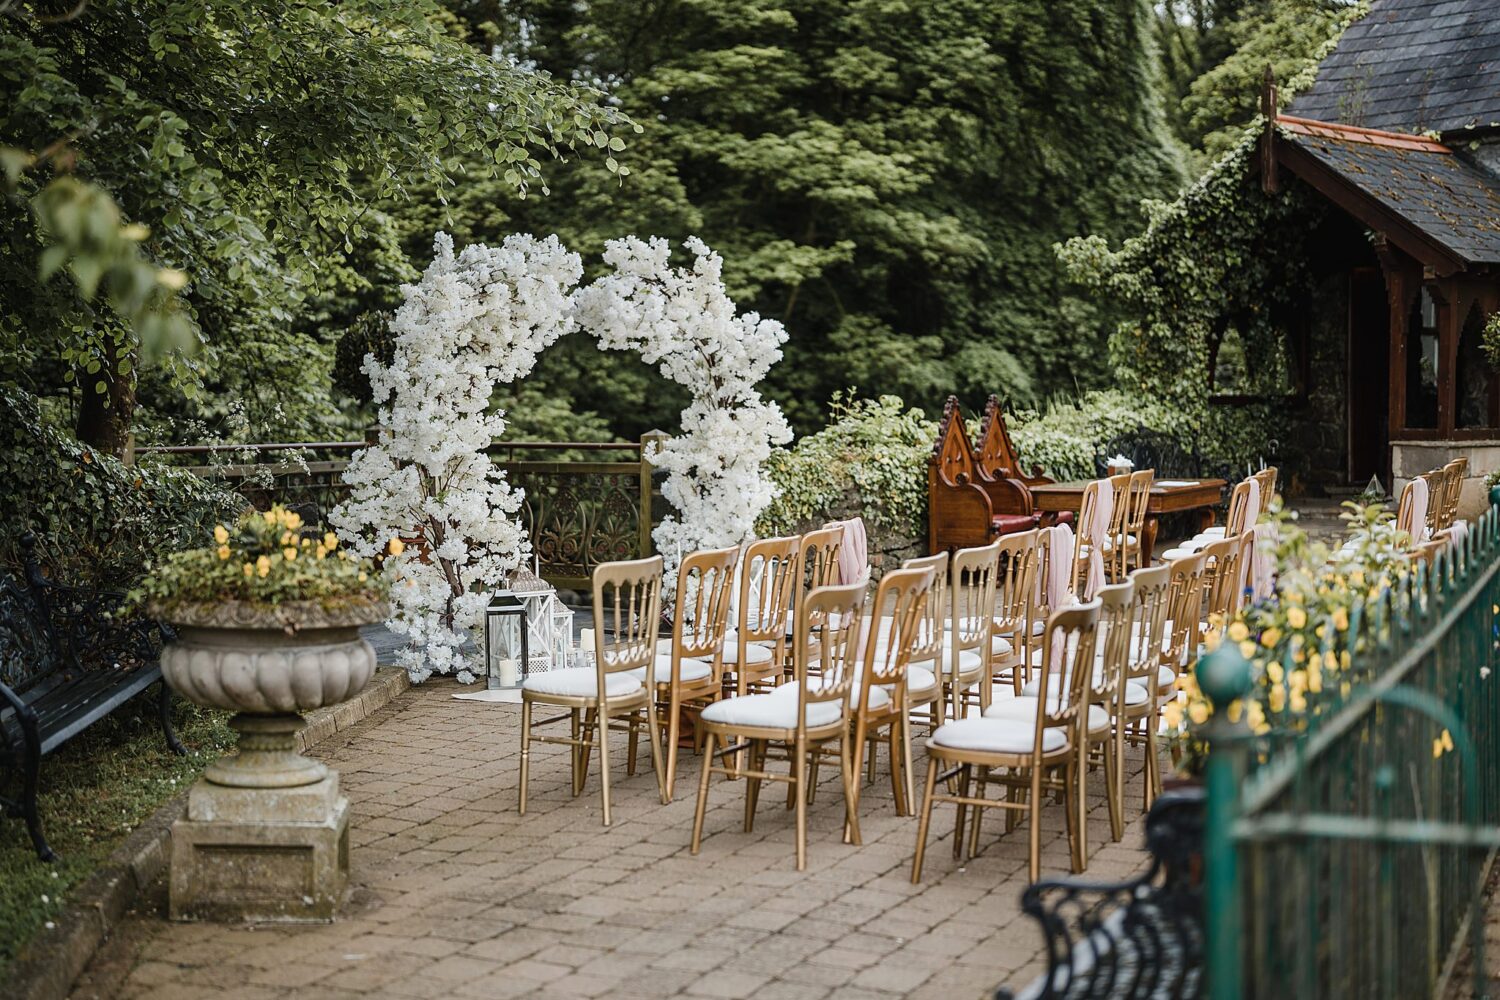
1163,501,1416,770
126,505,387,614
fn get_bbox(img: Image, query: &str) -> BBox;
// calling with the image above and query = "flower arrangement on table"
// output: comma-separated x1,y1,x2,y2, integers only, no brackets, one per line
1161,501,1418,773
127,504,386,621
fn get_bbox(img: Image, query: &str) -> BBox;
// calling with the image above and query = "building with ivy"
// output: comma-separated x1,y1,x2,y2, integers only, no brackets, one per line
1257,0,1499,504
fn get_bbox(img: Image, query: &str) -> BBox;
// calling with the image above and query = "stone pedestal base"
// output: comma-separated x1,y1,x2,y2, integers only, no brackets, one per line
169,773,349,922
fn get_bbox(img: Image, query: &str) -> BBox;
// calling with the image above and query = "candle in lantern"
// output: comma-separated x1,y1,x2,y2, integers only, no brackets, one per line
498,657,518,687
580,628,595,660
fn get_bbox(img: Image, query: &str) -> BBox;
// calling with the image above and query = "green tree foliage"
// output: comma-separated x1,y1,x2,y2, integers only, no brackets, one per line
1157,0,1361,163
419,0,1187,435
1,0,632,450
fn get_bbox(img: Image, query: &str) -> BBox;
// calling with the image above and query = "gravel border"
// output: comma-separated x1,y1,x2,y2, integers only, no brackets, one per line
3,666,410,1000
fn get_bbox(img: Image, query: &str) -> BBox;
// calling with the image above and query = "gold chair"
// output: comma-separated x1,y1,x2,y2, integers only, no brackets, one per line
1201,533,1250,623
1440,457,1467,529
519,556,666,826
1421,469,1445,536
899,551,948,734
912,599,1101,883
1160,550,1209,704
845,565,934,837
990,528,1039,694
1101,473,1132,582
946,541,1001,719
690,581,866,871
1116,469,1154,576
722,535,800,697
1071,480,1102,599
1120,563,1172,810
785,525,845,671
646,546,738,802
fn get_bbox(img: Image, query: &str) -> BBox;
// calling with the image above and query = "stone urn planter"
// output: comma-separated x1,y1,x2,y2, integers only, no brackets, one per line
156,598,385,923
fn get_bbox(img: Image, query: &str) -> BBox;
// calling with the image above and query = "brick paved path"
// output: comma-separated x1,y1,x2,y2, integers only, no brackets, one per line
71,683,1156,1000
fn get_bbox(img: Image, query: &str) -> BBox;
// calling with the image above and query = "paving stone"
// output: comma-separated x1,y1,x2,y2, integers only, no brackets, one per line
70,682,1155,1000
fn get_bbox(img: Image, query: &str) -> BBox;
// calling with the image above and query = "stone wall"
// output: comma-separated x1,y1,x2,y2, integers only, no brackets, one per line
1287,272,1351,491
781,483,924,580
1392,441,1500,522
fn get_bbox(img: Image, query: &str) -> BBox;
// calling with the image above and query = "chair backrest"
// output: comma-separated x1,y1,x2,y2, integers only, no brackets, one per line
736,535,800,644
1421,469,1444,532
797,525,844,595
1124,469,1154,536
1095,581,1134,717
859,567,934,708
1162,550,1209,671
901,551,949,666
1126,563,1173,696
792,581,867,724
1202,534,1249,622
1396,478,1418,538
949,542,1001,667
592,556,664,686
1441,458,1467,528
993,529,1039,641
671,546,740,681
1072,480,1102,598
1032,599,1101,740
1224,479,1253,535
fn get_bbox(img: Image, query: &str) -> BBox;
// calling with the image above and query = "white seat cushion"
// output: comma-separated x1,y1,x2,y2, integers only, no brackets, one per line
701,691,844,730
523,667,641,699
942,629,1012,660
714,641,775,666
929,717,1067,754
1124,681,1150,706
906,665,938,696
1196,527,1227,540
984,697,1109,733
626,654,712,685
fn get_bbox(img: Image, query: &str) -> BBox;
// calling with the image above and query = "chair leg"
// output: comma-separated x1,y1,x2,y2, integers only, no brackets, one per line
841,727,862,846
518,699,532,816
901,710,917,812
1145,717,1161,809
847,723,867,820
889,721,908,818
665,692,681,804
598,706,614,827
745,739,765,832
1027,763,1043,883
1066,757,1085,874
793,735,808,872
644,698,668,805
691,730,716,855
911,756,940,883
967,766,987,858
627,713,639,777
952,764,972,862
1107,726,1124,843
157,682,186,756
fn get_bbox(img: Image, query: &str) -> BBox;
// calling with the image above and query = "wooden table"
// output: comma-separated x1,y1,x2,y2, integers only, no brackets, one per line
1029,478,1227,566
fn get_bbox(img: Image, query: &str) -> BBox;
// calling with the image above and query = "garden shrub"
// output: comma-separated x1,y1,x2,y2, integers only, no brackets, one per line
759,395,934,558
1,385,243,588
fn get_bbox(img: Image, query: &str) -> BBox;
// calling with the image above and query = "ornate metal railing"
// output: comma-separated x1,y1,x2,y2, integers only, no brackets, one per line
132,433,666,591
1199,502,1500,1000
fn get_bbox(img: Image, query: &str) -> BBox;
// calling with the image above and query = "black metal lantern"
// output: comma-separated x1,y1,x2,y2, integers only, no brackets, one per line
485,590,528,690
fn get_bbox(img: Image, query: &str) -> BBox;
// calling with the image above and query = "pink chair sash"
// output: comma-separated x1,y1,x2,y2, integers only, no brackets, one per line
1085,479,1113,598
832,517,868,586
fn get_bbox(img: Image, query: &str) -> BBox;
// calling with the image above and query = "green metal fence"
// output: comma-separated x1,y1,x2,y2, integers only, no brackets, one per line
1201,502,1500,1000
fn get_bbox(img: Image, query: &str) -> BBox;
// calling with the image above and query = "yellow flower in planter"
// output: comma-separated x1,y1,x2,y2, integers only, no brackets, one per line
1187,701,1209,725
242,563,254,577
214,525,229,545
283,547,298,562
1333,607,1349,632
357,572,368,583
1162,701,1184,729
1287,606,1307,629
284,511,302,530
301,538,311,548
216,545,231,561
388,537,406,556
1239,640,1258,660
323,533,338,550
315,544,328,560
1266,662,1284,684
1227,621,1249,642
1268,684,1286,713
280,531,294,546
1261,626,1282,647
256,555,271,578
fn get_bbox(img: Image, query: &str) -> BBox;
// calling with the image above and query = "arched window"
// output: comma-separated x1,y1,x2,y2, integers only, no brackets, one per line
1404,287,1440,429
1456,301,1496,428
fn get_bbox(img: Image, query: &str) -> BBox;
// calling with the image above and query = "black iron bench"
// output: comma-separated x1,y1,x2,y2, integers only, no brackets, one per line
0,537,185,861
997,788,1205,1000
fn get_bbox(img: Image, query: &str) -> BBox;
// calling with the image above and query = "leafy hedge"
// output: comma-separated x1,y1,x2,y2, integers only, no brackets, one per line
759,395,934,544
1,385,243,587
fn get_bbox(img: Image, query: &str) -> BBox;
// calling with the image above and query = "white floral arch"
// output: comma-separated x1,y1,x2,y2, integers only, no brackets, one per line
332,233,791,683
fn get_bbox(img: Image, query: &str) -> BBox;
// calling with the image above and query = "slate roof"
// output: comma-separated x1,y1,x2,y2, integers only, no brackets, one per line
1279,116,1500,264
1288,0,1500,135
